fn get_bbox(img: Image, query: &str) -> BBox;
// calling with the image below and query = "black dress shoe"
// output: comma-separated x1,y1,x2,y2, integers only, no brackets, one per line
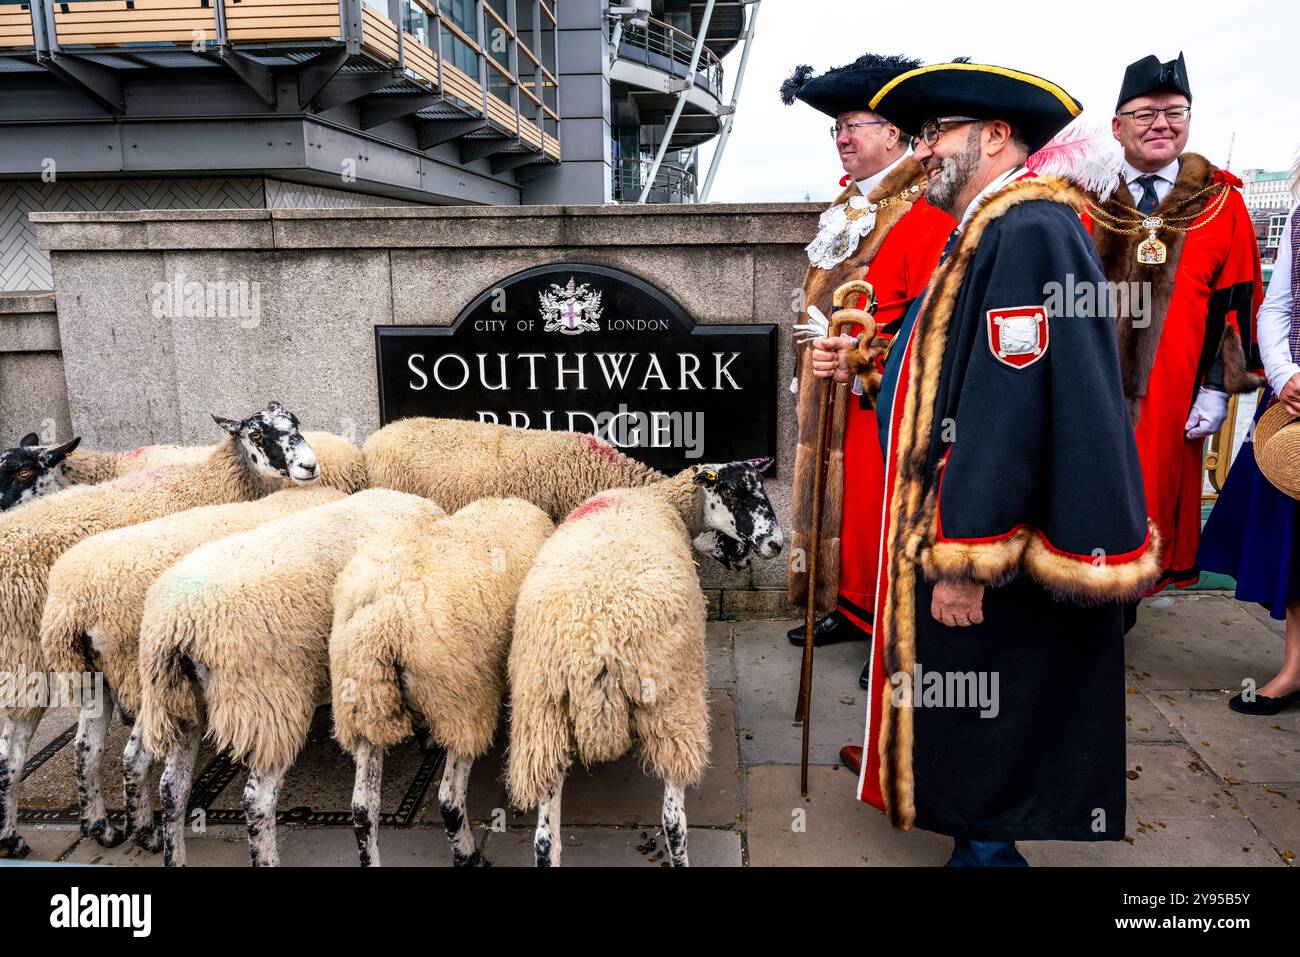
859,660,870,690
788,610,864,647
1228,689,1300,716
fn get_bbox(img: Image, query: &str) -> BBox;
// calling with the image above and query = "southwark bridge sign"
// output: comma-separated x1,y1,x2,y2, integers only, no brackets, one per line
375,263,778,473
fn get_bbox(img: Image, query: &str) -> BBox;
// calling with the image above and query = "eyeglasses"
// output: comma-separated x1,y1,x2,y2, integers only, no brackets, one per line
1116,106,1191,127
830,119,886,139
907,116,980,150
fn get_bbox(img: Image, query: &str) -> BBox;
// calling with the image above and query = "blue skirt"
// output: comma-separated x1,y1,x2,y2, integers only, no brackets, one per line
1199,391,1300,620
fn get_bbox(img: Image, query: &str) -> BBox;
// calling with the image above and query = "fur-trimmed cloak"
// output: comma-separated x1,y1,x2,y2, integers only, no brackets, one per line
860,175,1160,840
1086,154,1264,589
789,157,951,612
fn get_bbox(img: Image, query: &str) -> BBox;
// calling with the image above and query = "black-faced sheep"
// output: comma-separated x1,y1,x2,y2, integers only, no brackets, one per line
136,488,446,867
0,433,210,512
507,459,782,867
39,485,351,852
0,402,357,860
330,497,553,867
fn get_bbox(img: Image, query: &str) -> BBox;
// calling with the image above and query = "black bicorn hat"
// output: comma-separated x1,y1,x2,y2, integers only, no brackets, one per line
780,53,923,118
1116,52,1191,111
867,61,1083,153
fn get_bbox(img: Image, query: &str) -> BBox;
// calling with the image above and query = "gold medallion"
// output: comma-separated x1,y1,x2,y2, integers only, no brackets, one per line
1136,217,1166,265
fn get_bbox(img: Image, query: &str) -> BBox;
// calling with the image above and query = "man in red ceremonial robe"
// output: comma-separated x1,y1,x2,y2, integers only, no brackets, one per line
1087,53,1264,605
782,55,953,712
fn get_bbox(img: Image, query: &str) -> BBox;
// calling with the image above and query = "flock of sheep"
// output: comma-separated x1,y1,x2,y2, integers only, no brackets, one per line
0,404,783,867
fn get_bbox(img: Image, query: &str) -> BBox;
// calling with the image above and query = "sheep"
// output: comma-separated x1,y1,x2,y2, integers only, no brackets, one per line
0,433,210,513
136,487,447,867
507,458,783,867
364,417,757,573
330,497,553,867
363,416,662,520
39,484,351,852
0,401,359,860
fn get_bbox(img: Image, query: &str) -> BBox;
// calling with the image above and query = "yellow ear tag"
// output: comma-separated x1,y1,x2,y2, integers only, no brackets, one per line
702,468,718,482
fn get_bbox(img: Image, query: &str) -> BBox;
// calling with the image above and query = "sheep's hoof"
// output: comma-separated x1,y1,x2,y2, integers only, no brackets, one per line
454,850,489,868
131,828,163,854
84,820,126,848
0,832,30,859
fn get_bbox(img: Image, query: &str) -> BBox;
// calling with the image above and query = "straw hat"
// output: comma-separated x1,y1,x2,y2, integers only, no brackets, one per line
1254,402,1300,500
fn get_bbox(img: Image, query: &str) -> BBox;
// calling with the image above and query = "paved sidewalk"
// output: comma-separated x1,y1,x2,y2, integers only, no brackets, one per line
14,593,1298,867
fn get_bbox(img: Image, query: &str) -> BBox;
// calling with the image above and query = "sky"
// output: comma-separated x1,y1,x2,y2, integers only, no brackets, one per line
700,0,1299,203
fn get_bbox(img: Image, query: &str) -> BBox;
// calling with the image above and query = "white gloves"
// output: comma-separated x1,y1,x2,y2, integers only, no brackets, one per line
793,305,830,343
1185,387,1230,439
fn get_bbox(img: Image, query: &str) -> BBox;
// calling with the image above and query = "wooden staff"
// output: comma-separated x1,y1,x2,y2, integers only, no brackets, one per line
796,279,877,796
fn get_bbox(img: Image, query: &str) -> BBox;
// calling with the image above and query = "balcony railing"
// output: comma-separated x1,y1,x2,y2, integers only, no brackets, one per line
612,155,695,203
0,0,560,163
618,15,722,100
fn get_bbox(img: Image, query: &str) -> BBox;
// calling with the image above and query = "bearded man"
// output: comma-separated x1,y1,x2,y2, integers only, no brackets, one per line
781,54,953,709
813,62,1159,866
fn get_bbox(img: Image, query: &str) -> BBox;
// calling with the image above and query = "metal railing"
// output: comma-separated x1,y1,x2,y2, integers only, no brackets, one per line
612,155,695,203
618,15,722,100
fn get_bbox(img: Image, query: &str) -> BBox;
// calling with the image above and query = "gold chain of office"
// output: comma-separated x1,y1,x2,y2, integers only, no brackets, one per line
843,182,924,222
1086,182,1233,266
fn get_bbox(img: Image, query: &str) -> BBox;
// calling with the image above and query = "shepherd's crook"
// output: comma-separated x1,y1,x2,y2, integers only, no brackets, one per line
795,279,877,796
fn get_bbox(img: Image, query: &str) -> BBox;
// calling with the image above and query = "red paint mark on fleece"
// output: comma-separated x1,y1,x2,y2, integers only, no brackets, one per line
576,433,625,467
123,447,147,460
564,495,614,523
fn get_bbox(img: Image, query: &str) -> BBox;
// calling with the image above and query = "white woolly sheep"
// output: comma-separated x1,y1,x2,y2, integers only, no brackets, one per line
0,401,361,860
137,487,446,867
39,484,351,852
507,459,782,867
331,496,553,867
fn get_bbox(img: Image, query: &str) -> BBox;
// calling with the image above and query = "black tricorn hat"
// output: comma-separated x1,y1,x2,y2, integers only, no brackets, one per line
780,53,923,119
1116,52,1191,111
868,61,1082,153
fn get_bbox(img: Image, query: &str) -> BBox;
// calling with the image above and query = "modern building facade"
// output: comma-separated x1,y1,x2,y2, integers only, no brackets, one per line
0,0,756,289
1240,167,1297,265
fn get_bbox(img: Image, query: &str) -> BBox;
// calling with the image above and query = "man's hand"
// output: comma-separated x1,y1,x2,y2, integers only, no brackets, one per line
1185,387,1229,439
931,579,985,628
1279,372,1300,418
811,334,856,383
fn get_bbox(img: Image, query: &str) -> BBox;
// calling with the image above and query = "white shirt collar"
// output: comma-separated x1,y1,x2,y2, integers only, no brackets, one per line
856,153,909,199
957,165,1030,232
1122,157,1180,187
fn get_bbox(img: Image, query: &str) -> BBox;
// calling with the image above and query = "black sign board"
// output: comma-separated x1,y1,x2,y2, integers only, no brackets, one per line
375,263,777,473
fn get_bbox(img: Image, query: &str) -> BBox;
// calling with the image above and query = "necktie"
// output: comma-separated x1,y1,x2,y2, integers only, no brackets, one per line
1135,175,1161,214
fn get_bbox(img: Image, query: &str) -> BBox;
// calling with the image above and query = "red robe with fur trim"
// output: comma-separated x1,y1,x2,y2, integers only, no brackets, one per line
1085,156,1264,589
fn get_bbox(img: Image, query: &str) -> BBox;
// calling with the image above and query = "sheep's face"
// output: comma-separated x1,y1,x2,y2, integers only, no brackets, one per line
212,401,319,484
0,434,79,511
692,458,783,564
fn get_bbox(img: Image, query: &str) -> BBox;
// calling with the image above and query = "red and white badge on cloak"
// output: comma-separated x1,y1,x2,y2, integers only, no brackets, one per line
986,305,1049,369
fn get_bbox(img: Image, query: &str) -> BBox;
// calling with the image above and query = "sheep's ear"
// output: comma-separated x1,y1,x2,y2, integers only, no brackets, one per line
211,413,243,436
693,465,719,487
265,400,284,414
39,437,80,466
746,456,775,475
19,432,40,448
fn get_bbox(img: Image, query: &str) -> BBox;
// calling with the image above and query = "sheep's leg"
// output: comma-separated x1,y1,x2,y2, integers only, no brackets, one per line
122,721,161,853
243,766,285,867
438,750,484,867
0,711,42,859
662,780,689,867
159,722,201,867
351,739,382,868
75,700,125,848
533,777,564,868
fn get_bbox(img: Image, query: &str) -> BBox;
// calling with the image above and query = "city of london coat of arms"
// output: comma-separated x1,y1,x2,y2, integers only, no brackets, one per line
539,278,603,335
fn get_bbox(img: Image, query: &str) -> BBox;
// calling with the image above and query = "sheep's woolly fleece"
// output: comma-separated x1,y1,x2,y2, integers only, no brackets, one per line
364,417,662,519
61,444,213,487
507,469,710,810
330,497,554,758
0,431,365,723
40,485,349,716
137,488,445,773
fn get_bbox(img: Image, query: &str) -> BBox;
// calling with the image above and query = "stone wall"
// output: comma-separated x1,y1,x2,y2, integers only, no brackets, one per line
0,292,72,447
34,203,823,618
